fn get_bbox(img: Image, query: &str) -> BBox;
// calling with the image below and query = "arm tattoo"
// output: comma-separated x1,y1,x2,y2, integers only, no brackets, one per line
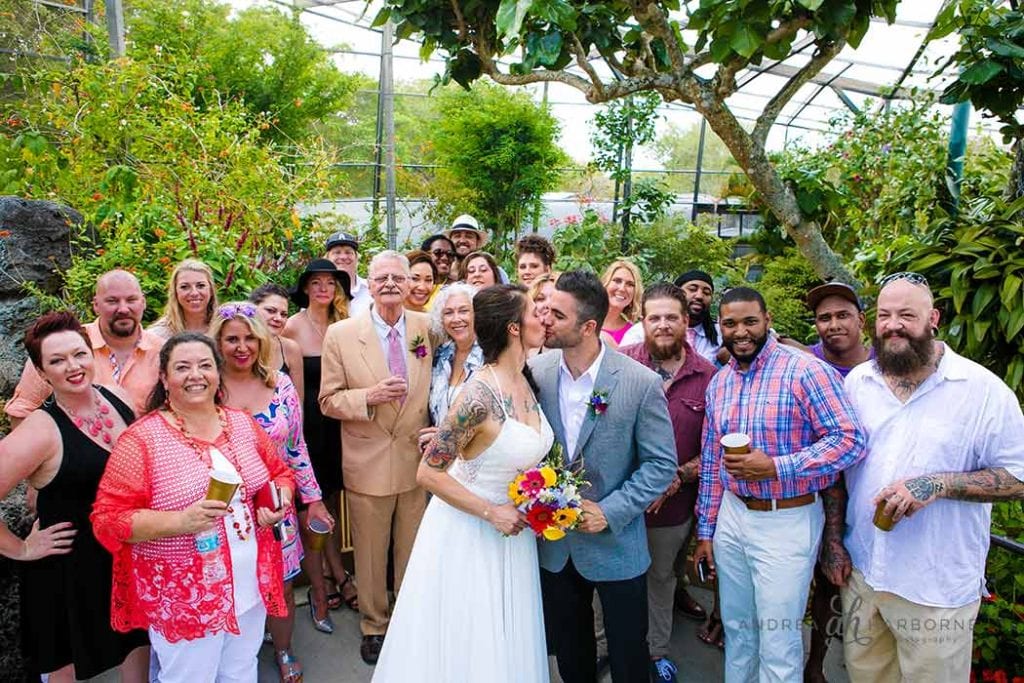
820,478,848,537
422,381,503,471
910,467,1024,503
905,476,942,502
678,459,700,484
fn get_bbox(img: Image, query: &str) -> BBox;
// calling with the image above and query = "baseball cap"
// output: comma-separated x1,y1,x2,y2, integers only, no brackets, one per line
806,282,862,312
325,231,359,252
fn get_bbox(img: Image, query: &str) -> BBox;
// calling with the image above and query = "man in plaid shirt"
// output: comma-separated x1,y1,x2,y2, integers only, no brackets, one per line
693,286,865,682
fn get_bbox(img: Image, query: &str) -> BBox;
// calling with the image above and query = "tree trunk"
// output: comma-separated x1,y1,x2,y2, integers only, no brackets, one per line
693,91,857,286
1007,138,1024,204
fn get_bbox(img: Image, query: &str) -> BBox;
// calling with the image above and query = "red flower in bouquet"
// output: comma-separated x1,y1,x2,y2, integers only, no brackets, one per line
526,504,557,534
519,470,547,498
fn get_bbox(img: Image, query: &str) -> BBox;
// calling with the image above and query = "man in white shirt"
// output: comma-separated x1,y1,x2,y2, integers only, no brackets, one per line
324,231,371,316
842,272,1024,682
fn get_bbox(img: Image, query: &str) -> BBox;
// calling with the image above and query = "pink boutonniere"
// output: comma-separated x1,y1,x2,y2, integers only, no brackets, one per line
588,390,609,416
409,335,428,359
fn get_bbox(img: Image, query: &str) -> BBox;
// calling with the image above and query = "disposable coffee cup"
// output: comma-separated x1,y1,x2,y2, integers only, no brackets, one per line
206,469,242,504
721,433,751,455
873,499,898,532
307,518,331,552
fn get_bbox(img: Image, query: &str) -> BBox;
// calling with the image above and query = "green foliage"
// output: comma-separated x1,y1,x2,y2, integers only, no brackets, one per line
730,100,951,257
590,93,660,180
887,195,1024,401
124,0,359,147
974,501,1024,673
1,11,344,317
751,248,820,342
934,0,1024,143
381,0,897,88
426,82,567,256
551,207,739,285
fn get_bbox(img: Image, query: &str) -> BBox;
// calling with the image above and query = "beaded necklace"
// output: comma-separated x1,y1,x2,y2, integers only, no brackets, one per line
58,387,116,445
168,405,253,541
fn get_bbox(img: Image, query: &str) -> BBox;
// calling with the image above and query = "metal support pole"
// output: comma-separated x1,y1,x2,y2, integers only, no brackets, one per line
381,21,398,249
945,101,970,213
105,0,125,57
691,117,707,222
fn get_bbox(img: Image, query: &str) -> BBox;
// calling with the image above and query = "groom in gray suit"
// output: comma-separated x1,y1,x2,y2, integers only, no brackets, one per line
530,270,677,683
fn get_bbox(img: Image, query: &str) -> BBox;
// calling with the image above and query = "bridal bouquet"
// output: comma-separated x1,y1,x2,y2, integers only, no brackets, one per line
508,443,587,540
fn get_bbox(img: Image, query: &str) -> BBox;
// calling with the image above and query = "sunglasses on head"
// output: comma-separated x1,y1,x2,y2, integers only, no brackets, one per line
879,271,929,288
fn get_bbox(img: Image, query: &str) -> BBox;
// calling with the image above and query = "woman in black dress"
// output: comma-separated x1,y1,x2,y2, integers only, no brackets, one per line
0,311,149,681
282,260,359,630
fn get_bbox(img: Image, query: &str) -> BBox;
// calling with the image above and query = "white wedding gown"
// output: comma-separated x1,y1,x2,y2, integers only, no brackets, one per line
372,373,554,683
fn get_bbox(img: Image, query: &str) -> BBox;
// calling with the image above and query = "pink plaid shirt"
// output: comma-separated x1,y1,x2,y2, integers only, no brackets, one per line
696,336,865,539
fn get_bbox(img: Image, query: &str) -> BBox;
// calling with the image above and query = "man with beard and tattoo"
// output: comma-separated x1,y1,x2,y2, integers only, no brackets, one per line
694,286,866,683
6,269,163,423
620,270,723,366
619,283,716,683
841,272,1024,683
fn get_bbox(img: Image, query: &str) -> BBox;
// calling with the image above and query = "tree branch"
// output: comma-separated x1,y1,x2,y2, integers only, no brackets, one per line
630,0,687,74
448,0,468,42
751,38,845,147
569,33,605,98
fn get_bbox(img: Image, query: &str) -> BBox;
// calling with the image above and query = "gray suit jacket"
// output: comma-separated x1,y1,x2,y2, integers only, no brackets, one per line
529,348,676,582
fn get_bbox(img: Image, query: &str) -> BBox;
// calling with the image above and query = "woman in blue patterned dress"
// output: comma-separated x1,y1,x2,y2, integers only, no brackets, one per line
211,302,333,683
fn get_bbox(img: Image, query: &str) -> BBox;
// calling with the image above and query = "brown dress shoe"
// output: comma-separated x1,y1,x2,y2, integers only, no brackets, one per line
360,635,385,665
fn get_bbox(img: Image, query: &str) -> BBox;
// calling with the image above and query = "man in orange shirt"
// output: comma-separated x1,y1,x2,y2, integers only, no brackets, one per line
5,269,163,424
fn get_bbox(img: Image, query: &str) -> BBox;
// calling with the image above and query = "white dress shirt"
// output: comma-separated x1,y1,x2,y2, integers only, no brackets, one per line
558,344,607,460
371,307,407,365
349,275,372,317
843,344,1024,608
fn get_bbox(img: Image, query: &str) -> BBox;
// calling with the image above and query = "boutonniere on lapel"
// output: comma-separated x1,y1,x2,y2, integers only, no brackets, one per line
409,335,428,359
587,390,610,417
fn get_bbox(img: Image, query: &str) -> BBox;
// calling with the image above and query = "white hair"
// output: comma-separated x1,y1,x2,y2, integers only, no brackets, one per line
430,283,478,341
368,250,410,277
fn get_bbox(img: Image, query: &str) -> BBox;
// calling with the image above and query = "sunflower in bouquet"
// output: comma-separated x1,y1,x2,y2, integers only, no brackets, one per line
508,443,587,540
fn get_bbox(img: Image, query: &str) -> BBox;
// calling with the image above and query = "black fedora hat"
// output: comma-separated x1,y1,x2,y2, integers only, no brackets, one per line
291,259,352,308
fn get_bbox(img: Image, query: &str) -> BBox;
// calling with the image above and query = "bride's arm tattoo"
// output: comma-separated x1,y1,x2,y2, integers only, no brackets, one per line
422,382,502,471
905,467,1024,503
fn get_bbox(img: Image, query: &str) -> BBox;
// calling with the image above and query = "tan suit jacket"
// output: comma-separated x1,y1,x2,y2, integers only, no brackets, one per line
318,310,432,496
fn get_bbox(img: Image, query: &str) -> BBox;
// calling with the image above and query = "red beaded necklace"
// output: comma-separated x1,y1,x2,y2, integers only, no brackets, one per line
59,388,116,445
168,405,253,541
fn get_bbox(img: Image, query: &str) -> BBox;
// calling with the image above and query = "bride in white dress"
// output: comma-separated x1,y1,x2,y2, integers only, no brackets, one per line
373,285,553,683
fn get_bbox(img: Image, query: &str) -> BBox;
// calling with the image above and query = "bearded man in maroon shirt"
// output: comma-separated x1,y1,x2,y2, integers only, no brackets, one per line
620,282,717,683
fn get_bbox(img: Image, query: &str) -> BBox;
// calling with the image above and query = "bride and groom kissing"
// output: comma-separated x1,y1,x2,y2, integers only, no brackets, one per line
372,271,677,683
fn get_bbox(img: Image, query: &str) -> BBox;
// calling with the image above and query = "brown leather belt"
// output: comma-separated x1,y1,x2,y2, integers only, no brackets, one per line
740,492,817,512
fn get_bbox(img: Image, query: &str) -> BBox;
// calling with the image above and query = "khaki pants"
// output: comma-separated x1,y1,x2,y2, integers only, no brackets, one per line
841,568,979,683
646,519,694,658
347,488,427,636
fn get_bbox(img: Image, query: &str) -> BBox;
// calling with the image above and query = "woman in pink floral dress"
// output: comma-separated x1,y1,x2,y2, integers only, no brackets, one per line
210,303,333,683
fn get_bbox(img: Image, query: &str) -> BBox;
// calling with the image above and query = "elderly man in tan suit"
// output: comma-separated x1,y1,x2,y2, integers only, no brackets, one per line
319,250,432,666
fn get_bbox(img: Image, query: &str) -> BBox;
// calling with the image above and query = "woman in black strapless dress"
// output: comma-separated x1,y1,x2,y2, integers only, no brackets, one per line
0,312,148,681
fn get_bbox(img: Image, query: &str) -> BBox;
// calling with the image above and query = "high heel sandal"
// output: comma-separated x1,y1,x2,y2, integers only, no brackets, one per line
325,571,359,612
307,588,335,634
276,649,303,683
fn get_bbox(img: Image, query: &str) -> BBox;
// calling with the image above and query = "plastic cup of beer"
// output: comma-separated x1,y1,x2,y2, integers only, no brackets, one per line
206,469,242,504
873,499,898,532
721,433,751,455
307,518,331,552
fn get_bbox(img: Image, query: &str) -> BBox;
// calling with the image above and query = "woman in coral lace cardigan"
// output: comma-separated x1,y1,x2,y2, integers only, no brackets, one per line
92,332,296,681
